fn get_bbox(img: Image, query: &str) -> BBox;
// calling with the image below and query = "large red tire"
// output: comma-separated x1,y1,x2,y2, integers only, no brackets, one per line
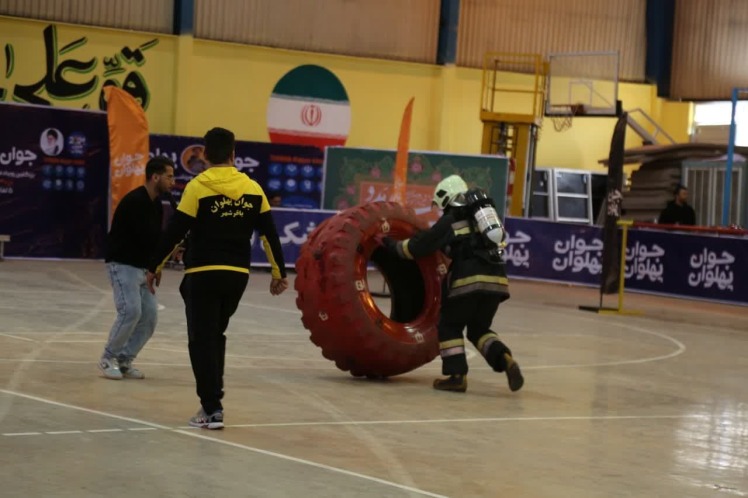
294,202,446,377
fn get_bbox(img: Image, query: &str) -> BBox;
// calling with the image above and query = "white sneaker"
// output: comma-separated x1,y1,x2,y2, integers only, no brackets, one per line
120,361,145,379
98,357,123,380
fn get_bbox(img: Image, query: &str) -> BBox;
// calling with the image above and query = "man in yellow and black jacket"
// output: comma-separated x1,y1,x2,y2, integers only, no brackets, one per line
383,175,523,394
146,127,287,430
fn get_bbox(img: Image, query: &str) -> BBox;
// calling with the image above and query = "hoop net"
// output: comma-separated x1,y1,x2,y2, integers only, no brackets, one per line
549,104,585,132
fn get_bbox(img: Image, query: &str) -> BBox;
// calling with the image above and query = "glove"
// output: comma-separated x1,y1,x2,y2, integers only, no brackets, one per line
380,236,399,255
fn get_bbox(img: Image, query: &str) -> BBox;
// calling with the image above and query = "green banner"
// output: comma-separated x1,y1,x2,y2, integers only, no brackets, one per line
322,147,509,219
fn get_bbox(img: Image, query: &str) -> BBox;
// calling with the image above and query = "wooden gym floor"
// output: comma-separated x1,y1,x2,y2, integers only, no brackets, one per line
1,260,746,497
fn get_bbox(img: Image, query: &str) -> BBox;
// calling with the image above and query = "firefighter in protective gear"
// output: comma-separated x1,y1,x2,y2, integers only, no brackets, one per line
382,174,524,393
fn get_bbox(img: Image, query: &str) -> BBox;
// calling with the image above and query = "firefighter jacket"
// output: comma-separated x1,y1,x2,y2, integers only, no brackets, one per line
393,208,509,301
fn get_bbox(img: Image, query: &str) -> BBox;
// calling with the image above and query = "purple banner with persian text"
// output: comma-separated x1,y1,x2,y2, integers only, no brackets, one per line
502,217,748,306
247,210,747,306
249,208,335,266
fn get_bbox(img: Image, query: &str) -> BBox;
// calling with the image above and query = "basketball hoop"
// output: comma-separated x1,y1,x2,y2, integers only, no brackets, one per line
550,104,585,132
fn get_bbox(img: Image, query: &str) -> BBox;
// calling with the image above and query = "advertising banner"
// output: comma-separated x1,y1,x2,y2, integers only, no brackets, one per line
0,103,109,258
503,217,748,306
150,134,324,208
105,86,149,221
502,218,604,286
250,208,335,266
623,228,747,304
323,147,509,224
221,209,748,307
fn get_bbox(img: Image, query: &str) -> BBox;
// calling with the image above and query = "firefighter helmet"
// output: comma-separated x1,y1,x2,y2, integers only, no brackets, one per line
432,175,468,209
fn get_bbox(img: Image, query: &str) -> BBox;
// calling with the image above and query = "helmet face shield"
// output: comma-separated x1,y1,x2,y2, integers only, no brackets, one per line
432,175,468,209
451,192,467,207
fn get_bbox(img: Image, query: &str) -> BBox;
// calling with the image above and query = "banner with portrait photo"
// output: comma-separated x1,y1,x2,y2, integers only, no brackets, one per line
0,103,109,258
149,134,324,209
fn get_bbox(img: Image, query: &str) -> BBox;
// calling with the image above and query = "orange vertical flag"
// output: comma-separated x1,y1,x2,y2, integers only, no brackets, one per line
391,97,414,205
105,86,150,224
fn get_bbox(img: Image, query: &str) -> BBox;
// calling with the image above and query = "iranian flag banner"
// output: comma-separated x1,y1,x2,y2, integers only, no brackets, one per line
267,65,351,149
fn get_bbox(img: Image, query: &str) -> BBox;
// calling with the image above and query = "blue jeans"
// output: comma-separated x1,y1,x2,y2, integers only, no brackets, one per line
103,262,158,363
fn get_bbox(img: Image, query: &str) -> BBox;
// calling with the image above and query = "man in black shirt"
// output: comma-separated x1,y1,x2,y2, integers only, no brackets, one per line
99,157,175,380
659,184,697,226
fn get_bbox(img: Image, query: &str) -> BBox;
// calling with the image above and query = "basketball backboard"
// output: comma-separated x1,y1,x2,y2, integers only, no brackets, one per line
545,51,621,117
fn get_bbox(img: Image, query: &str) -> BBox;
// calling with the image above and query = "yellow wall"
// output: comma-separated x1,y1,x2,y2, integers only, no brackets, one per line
651,88,692,143
178,38,444,151
0,16,177,132
1,16,693,175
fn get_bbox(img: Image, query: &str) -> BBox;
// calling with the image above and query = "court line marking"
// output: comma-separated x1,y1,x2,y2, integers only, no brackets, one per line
0,300,688,371
0,289,111,425
172,427,447,498
146,346,378,363
262,376,423,490
0,274,693,370
2,412,718,437
0,321,685,371
0,389,448,498
0,358,358,369
224,413,714,429
29,334,308,344
40,340,104,344
5,270,745,332
0,289,104,294
0,330,317,339
237,301,301,315
58,268,109,295
0,333,37,343
0,305,102,313
2,427,157,436
523,324,686,370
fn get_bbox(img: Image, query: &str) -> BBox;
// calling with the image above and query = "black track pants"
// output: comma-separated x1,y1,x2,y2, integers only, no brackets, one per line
180,271,248,414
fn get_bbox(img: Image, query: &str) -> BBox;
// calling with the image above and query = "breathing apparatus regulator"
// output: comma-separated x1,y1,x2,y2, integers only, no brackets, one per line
464,188,506,258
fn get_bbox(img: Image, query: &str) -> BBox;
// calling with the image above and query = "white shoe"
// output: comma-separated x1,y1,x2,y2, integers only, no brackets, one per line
120,361,145,379
98,357,123,380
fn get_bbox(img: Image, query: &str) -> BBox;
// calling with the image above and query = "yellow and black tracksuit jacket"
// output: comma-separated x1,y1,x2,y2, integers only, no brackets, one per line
148,165,286,278
394,210,509,301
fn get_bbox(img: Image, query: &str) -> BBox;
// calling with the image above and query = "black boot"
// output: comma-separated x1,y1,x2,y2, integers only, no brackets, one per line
433,374,467,392
504,353,524,392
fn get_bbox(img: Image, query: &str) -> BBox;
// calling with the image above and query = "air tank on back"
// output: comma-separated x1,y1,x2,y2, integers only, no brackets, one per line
464,188,505,255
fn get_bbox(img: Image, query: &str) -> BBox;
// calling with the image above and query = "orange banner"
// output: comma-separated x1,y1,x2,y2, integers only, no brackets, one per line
391,97,414,205
105,86,149,224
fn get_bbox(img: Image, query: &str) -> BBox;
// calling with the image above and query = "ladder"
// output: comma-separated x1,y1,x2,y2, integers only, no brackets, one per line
626,108,676,145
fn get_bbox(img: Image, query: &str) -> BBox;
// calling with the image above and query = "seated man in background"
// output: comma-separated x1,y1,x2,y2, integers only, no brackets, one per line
658,184,696,226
